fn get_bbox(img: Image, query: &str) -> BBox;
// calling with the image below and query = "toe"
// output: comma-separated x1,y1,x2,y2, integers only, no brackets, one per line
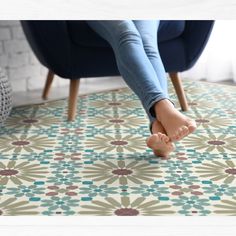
146,134,158,148
176,127,183,139
167,142,175,151
158,133,162,141
187,120,197,133
188,125,196,133
182,126,189,136
163,135,169,143
158,133,165,142
179,126,188,138
172,132,180,141
161,133,169,143
172,126,186,141
178,127,184,138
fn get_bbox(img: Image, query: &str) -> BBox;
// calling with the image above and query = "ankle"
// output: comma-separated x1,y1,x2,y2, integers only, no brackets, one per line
154,99,175,121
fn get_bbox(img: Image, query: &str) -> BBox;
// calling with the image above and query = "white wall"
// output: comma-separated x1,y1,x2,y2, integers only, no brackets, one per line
0,20,69,92
181,20,236,83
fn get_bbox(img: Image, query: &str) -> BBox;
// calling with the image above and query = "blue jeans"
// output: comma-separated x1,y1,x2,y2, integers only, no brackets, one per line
86,20,174,132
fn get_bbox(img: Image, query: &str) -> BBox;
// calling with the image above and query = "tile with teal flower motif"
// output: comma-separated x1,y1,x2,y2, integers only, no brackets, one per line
130,184,170,198
171,195,211,216
6,184,45,198
41,196,80,216
46,173,81,186
202,183,236,197
79,184,119,198
50,160,82,173
164,173,199,185
160,160,193,175
19,152,53,162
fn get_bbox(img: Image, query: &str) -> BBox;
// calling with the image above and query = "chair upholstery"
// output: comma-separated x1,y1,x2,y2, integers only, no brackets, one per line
67,20,186,47
21,20,214,80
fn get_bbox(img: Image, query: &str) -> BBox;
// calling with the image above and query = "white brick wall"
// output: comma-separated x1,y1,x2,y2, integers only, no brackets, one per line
0,41,3,54
0,20,124,95
0,28,11,40
0,20,65,92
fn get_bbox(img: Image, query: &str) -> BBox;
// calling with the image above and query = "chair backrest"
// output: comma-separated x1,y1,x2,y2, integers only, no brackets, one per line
21,20,214,78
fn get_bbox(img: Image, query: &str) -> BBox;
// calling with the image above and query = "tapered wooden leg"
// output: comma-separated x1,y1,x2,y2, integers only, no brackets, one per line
68,79,80,121
169,72,188,111
42,70,54,100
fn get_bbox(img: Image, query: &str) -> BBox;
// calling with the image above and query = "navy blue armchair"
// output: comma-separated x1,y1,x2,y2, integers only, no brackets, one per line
21,20,214,121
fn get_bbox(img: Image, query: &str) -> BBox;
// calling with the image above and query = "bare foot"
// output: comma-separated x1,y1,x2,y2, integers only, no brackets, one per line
154,99,197,142
146,120,175,157
146,132,175,157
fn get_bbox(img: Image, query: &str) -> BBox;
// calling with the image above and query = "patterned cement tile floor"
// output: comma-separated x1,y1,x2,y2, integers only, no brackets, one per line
0,80,236,216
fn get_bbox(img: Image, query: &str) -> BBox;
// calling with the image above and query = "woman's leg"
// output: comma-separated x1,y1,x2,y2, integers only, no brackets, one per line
130,20,176,155
86,20,196,143
86,20,170,125
133,20,168,96
86,20,175,157
129,20,196,141
133,20,169,134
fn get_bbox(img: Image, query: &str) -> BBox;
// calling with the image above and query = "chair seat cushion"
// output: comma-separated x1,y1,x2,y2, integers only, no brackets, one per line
67,20,186,48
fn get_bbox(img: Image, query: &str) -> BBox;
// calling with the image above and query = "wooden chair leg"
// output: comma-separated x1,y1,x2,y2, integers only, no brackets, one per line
42,70,54,100
68,79,80,121
169,72,189,111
